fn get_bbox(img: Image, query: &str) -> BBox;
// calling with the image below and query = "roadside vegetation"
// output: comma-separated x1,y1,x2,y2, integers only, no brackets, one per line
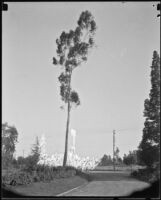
2,123,90,196
131,51,160,183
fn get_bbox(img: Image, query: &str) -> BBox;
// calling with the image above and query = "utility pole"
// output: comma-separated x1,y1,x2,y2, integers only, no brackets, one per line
23,149,24,158
113,130,116,171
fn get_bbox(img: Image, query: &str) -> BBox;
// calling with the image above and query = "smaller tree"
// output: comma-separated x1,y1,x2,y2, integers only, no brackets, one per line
117,157,123,164
98,154,113,166
138,51,160,168
31,136,40,162
2,123,18,169
123,151,135,171
16,156,26,168
25,136,40,172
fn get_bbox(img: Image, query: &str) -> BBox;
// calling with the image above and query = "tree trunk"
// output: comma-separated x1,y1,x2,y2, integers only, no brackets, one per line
63,100,70,167
63,72,72,167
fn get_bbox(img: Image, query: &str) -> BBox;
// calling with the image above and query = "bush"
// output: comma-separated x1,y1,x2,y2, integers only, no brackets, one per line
131,167,159,183
2,171,33,186
33,165,77,182
23,155,39,173
2,165,78,186
131,170,138,177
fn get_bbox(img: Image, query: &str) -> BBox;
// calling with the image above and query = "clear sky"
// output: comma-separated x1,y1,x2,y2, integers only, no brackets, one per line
2,2,160,159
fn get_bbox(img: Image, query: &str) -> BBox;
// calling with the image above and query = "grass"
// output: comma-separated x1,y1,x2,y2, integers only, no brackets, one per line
4,170,135,196
8,176,87,196
2,165,147,197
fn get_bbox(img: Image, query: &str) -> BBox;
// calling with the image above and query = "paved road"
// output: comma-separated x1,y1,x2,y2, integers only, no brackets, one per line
60,171,150,196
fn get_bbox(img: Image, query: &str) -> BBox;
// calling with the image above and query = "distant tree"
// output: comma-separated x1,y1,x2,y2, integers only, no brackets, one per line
108,155,113,164
132,150,139,164
23,136,40,172
31,136,40,163
17,156,26,166
136,149,144,166
123,151,135,171
53,11,97,166
138,51,160,168
11,158,18,168
2,123,18,169
98,154,113,166
117,157,123,164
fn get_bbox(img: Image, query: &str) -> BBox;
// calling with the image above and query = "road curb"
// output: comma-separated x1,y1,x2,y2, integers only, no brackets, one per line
56,182,88,196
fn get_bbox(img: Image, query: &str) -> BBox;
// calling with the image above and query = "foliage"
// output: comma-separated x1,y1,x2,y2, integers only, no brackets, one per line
2,123,18,169
38,151,99,170
2,166,79,186
52,10,97,166
138,51,160,167
34,165,76,182
53,10,97,108
98,154,113,166
11,158,18,168
31,136,41,165
131,165,160,183
16,156,26,166
97,150,122,166
135,149,144,166
23,155,38,172
123,151,136,166
2,171,33,186
22,137,41,172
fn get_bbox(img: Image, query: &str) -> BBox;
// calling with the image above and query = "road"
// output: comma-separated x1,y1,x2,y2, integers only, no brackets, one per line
59,171,150,196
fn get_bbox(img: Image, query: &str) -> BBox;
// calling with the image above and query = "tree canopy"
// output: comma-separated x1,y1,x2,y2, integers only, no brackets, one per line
2,123,18,168
138,51,160,167
53,10,97,109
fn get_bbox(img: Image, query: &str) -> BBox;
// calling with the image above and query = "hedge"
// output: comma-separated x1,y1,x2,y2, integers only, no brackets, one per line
2,171,33,186
2,165,77,186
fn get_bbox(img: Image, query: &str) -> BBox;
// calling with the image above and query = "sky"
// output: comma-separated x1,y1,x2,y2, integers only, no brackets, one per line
2,2,160,159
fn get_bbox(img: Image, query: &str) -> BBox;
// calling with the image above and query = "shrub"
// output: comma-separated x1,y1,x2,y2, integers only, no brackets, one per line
23,155,39,173
2,171,33,186
131,167,159,183
2,165,79,185
33,165,77,182
131,170,138,177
